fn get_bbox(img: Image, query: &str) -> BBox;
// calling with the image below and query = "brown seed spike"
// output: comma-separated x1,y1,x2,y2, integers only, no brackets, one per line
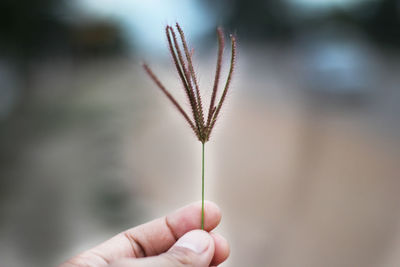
142,63,199,139
207,27,225,130
208,34,237,137
166,26,200,134
175,23,205,131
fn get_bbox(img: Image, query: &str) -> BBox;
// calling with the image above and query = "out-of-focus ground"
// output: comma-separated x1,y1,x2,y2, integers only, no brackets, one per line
0,43,399,266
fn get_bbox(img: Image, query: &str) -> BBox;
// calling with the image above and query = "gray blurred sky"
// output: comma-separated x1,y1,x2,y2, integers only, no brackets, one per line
74,0,374,53
74,0,216,53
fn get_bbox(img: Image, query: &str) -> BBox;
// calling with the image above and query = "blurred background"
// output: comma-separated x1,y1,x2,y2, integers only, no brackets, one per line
0,0,399,266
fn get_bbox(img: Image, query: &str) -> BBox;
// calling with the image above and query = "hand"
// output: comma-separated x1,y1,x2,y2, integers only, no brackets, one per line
60,201,229,267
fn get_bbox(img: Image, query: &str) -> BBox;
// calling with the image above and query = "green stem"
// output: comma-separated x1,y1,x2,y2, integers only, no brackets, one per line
201,142,205,230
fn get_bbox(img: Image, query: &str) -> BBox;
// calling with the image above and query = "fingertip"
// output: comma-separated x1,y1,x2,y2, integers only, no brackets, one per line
166,201,222,238
203,200,220,211
203,201,222,230
189,200,222,231
210,232,230,266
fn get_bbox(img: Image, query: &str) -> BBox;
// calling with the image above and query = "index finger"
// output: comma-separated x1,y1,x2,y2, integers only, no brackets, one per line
64,201,221,266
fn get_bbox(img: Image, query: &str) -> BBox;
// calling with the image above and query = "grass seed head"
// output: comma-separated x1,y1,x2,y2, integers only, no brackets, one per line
143,23,237,143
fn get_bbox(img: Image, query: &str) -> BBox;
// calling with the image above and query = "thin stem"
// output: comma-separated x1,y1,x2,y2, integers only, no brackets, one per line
201,142,205,230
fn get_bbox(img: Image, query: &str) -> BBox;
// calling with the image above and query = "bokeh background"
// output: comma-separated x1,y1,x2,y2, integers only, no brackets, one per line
1,0,399,266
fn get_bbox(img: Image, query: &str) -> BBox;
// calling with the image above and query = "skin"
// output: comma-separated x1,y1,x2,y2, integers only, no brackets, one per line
60,201,230,267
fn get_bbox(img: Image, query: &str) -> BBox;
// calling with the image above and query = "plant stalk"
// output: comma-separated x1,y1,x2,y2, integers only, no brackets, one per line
201,142,205,230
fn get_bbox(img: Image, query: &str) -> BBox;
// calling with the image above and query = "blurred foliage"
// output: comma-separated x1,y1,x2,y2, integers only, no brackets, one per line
362,0,400,46
229,0,294,40
0,0,69,58
207,0,400,46
0,0,129,122
0,0,128,59
70,21,127,58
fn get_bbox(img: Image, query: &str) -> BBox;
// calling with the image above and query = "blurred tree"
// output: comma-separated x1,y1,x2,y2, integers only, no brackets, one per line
0,0,70,58
70,21,128,59
205,0,295,41
204,0,400,47
361,0,400,46
0,0,129,119
0,0,129,60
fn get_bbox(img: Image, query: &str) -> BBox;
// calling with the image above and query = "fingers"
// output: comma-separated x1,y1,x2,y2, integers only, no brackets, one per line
123,201,221,256
60,201,222,267
109,230,215,267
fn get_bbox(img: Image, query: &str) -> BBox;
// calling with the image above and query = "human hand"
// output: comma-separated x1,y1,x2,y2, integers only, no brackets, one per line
60,201,229,267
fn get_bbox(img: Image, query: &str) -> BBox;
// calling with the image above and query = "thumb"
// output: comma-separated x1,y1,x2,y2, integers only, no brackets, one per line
111,230,215,267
